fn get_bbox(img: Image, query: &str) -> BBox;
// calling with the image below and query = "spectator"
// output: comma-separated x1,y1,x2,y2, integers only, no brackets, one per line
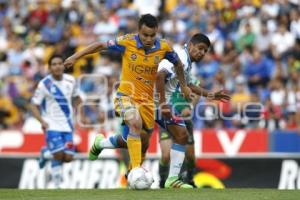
7,37,24,75
205,20,224,57
162,14,187,44
172,0,194,22
63,0,83,24
289,9,300,39
93,10,118,42
254,21,272,54
40,16,63,44
244,47,274,92
27,0,49,31
133,0,161,17
236,22,256,52
270,23,295,58
195,51,220,90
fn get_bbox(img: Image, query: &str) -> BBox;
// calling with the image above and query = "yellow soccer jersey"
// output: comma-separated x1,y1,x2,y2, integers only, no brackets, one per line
107,34,179,102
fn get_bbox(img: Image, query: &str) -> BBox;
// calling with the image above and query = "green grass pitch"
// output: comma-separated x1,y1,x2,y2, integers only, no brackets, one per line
1,189,300,200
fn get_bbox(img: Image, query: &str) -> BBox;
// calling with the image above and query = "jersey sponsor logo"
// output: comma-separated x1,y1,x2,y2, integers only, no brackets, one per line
129,64,157,75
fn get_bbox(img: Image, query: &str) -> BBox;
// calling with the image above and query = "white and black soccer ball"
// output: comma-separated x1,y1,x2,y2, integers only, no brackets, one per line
127,167,154,190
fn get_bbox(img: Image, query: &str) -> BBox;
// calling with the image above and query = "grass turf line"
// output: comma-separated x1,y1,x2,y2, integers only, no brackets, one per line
1,189,300,200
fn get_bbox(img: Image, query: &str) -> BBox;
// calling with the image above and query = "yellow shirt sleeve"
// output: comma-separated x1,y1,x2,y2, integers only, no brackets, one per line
107,34,134,53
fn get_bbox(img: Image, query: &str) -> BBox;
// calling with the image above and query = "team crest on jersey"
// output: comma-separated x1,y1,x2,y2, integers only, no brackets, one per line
154,56,160,64
131,53,137,61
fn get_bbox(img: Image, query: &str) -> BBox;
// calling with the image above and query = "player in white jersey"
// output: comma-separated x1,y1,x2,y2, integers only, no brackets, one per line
156,33,230,188
30,54,82,188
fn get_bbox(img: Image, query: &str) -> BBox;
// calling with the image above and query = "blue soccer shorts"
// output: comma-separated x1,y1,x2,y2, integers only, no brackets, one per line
46,130,75,155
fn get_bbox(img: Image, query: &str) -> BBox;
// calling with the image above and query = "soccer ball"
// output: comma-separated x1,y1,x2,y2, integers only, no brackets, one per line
127,167,154,190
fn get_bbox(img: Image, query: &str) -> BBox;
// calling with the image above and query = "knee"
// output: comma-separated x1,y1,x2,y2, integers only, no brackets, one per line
129,120,143,133
64,158,73,163
64,154,74,162
117,136,127,148
125,110,142,132
53,152,64,161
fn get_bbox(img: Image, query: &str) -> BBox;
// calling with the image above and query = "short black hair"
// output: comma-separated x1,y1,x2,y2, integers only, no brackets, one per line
48,54,64,66
138,14,158,29
189,33,211,47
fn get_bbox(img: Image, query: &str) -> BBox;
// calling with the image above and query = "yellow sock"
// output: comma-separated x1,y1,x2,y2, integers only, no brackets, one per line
127,135,142,169
128,154,145,171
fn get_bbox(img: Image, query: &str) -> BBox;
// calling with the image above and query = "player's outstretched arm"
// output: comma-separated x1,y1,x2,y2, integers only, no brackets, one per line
213,90,231,102
64,41,107,68
189,84,231,102
188,84,210,97
173,60,193,100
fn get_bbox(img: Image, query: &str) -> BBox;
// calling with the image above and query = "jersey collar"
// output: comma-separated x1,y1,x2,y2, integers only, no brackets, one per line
135,34,144,48
135,34,160,54
50,74,64,81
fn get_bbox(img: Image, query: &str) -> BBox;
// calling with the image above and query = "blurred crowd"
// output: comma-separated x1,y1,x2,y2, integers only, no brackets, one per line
0,0,300,132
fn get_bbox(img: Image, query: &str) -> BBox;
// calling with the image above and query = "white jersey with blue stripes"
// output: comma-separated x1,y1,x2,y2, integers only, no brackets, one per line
31,74,80,132
158,45,194,103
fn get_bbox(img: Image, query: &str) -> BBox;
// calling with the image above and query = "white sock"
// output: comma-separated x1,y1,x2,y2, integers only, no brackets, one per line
98,135,118,148
168,143,186,178
43,149,53,159
51,162,63,188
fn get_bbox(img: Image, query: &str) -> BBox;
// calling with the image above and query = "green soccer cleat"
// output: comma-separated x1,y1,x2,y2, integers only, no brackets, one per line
164,176,193,189
88,134,105,160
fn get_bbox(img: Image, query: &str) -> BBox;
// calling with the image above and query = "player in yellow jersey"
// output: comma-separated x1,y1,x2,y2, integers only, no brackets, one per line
64,14,192,173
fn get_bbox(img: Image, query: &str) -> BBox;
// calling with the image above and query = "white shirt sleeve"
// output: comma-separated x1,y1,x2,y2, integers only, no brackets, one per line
31,82,46,105
158,59,176,81
158,59,175,73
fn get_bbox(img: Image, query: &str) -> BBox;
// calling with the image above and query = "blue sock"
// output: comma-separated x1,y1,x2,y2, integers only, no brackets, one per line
109,135,121,148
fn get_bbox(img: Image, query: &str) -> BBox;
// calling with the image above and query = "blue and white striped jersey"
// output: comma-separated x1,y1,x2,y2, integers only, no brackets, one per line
31,74,80,132
158,45,194,103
